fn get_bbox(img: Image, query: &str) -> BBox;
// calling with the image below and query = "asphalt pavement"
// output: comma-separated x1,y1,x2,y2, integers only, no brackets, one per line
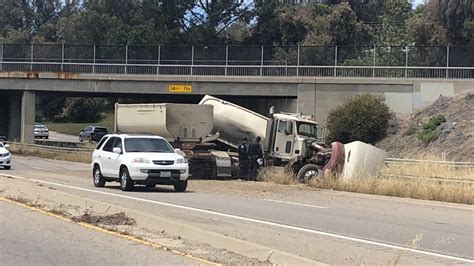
1,155,473,265
0,200,201,265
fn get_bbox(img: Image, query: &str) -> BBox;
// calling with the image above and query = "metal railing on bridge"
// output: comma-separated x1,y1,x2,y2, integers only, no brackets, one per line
0,44,473,79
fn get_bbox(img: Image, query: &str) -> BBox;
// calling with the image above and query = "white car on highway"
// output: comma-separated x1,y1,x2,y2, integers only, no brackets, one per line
0,142,11,170
91,134,189,192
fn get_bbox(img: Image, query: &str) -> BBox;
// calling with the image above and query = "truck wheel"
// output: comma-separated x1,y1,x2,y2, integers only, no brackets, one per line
93,165,106,187
174,180,187,192
120,168,134,191
297,164,320,182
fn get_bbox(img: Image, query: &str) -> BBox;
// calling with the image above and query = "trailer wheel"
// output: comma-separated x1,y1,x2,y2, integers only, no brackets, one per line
297,164,320,182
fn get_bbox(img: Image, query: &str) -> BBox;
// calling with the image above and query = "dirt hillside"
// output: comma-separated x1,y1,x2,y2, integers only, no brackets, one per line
377,92,473,162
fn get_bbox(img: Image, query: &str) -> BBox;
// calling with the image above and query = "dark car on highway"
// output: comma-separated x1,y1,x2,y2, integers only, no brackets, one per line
79,126,108,142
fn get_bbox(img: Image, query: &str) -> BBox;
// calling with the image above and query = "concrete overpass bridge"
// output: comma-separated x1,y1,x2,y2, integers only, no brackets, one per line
1,44,473,142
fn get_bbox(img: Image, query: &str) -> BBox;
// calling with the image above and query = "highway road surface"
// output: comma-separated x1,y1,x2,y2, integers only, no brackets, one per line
0,200,201,265
1,155,473,265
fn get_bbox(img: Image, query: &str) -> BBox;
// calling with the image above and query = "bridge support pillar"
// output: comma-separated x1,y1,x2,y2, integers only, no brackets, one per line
8,91,35,143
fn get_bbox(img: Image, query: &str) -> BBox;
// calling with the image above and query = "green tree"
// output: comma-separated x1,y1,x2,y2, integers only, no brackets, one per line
180,0,254,44
64,98,106,123
326,94,393,144
38,95,66,121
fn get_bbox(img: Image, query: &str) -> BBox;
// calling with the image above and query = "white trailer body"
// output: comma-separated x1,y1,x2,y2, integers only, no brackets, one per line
115,103,214,142
114,103,232,178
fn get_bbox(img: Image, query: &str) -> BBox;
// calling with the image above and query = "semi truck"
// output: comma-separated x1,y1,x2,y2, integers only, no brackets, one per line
115,96,340,180
199,96,339,180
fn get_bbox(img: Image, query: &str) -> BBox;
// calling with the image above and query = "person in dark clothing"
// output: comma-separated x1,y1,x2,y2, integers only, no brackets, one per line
237,138,249,179
248,136,263,180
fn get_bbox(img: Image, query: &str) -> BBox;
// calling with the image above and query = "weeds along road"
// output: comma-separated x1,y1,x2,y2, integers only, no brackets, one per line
1,156,473,265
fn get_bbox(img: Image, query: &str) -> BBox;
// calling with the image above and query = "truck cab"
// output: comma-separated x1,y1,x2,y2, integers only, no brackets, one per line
270,114,324,162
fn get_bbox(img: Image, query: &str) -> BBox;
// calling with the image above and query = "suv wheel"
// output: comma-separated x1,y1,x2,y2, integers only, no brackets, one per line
174,180,187,192
93,165,106,187
120,168,133,191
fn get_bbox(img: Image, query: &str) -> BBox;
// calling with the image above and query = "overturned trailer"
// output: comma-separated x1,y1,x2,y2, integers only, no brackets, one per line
114,103,233,178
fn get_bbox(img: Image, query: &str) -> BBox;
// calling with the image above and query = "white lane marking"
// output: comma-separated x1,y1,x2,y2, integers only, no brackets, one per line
9,176,470,264
32,167,50,170
264,199,329,209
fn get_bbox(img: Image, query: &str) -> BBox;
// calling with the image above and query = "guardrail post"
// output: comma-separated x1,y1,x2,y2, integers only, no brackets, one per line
125,45,128,75
297,45,300,77
260,45,264,76
30,44,34,71
225,45,228,76
334,45,337,77
157,45,161,75
0,43,3,71
446,45,449,79
93,45,96,74
190,45,194,75
61,43,64,72
405,46,409,78
372,45,376,77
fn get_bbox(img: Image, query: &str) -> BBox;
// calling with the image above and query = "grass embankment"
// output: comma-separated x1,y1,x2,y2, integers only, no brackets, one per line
258,164,474,205
46,112,114,136
8,143,92,164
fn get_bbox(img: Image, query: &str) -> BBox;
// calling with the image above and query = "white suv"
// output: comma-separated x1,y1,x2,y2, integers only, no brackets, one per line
0,142,11,170
91,134,189,192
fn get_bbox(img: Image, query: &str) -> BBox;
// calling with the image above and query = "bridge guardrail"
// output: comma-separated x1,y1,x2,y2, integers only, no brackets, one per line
1,44,473,79
8,142,92,153
385,158,474,168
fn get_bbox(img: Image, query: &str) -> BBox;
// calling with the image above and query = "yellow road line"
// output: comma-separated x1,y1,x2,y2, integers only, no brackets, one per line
0,196,220,266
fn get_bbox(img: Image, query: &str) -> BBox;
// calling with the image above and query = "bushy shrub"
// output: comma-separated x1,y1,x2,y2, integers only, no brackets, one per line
417,114,446,144
326,94,393,144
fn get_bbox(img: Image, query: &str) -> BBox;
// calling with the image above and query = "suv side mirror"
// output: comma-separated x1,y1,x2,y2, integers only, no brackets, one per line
174,148,181,153
112,147,122,154
285,121,293,135
4,144,10,148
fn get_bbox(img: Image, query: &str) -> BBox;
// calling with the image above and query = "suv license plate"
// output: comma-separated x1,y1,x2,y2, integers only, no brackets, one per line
160,171,171,178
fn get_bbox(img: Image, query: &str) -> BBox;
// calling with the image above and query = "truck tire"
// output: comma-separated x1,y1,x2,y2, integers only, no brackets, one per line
93,165,106,187
174,180,187,192
120,168,134,191
297,164,320,182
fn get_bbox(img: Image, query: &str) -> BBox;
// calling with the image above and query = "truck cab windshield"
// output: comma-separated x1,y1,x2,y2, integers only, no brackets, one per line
296,122,320,139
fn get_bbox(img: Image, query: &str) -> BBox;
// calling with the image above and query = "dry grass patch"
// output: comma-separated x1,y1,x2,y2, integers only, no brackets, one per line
309,175,473,204
8,144,91,164
382,163,474,181
257,167,296,185
256,165,473,204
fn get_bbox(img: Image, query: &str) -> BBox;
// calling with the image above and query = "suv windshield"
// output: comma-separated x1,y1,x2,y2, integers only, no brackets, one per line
124,138,174,153
296,122,320,139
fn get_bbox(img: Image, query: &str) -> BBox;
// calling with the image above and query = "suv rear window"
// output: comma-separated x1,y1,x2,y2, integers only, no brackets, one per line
94,127,108,132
